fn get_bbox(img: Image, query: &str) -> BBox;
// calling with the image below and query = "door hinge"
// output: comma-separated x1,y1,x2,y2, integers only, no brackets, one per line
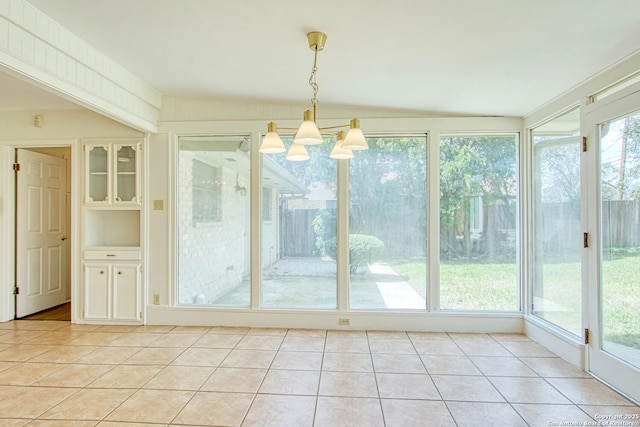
583,232,589,248
584,328,590,344
13,163,20,172
582,136,587,152
13,286,19,295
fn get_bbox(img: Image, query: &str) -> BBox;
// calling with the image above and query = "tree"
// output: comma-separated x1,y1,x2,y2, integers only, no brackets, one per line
348,136,427,258
439,136,517,260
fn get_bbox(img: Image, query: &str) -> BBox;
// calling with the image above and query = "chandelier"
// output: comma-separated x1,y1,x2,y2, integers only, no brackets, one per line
259,31,368,161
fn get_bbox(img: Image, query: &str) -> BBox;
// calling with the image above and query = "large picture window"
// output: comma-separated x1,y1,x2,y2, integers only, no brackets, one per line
260,136,337,309
439,134,519,311
348,135,428,309
177,135,251,306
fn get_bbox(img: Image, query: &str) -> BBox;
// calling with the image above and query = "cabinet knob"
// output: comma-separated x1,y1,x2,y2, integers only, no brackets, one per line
100,270,105,275
118,271,122,275
61,236,67,241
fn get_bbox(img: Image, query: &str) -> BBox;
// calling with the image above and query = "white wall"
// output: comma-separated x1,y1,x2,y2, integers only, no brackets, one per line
0,0,160,132
0,107,142,322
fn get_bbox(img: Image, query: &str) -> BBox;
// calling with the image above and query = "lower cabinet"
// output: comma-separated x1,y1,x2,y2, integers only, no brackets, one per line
84,262,141,322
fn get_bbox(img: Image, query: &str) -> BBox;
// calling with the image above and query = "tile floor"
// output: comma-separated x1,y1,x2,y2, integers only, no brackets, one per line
0,321,638,426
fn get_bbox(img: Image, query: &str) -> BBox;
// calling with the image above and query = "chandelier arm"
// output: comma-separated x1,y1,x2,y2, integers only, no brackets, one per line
317,123,352,131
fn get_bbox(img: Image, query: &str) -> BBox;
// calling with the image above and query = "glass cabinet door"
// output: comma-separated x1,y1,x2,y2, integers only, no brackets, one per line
87,146,109,203
114,145,138,203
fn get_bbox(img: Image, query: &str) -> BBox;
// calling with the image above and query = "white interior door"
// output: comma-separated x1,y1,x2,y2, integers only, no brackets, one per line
586,90,640,403
16,149,67,317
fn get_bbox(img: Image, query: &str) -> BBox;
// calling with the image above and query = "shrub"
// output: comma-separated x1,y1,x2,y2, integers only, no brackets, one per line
312,209,336,256
325,234,384,274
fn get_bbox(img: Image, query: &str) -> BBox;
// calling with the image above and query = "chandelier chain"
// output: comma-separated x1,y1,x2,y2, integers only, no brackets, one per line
309,48,319,110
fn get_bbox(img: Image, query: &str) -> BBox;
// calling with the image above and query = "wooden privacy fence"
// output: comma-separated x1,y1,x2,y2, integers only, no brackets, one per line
602,200,640,248
279,200,640,258
539,200,640,250
280,209,320,256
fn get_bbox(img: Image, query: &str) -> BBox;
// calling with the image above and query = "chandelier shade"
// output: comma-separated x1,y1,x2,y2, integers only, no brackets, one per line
293,110,323,145
260,122,286,153
342,119,368,151
259,31,368,161
329,131,354,159
286,142,311,161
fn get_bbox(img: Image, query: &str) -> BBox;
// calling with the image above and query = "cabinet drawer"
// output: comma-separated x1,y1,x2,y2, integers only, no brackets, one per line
84,250,141,260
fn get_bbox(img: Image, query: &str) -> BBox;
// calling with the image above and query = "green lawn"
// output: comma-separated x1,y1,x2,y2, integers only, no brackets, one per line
394,261,518,310
394,255,640,350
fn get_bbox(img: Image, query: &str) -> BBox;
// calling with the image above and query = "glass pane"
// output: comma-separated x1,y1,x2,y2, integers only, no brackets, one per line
177,135,251,306
439,135,518,310
592,73,640,103
262,136,337,309
349,135,427,310
115,145,137,202
531,108,582,336
88,146,108,202
600,111,640,369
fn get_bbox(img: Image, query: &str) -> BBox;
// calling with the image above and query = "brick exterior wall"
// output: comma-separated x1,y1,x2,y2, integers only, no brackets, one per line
178,153,257,304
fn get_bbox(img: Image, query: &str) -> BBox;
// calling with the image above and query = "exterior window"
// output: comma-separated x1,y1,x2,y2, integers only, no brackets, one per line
177,135,250,306
261,136,337,309
439,134,519,311
262,187,272,221
531,108,581,335
192,159,221,222
349,135,428,309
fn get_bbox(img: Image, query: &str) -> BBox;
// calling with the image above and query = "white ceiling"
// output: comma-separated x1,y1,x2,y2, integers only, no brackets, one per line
5,0,640,117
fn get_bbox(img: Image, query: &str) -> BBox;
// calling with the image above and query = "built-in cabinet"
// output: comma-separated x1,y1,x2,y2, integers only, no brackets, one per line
82,139,143,324
83,252,141,321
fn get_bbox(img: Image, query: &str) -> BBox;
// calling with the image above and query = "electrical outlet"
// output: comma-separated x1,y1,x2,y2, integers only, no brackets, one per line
338,318,350,326
153,200,164,210
153,294,160,305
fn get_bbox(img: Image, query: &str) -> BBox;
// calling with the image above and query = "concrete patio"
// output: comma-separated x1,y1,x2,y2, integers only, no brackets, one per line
214,257,426,310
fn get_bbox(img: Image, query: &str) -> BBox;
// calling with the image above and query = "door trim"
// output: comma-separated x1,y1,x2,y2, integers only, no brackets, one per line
0,141,78,323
